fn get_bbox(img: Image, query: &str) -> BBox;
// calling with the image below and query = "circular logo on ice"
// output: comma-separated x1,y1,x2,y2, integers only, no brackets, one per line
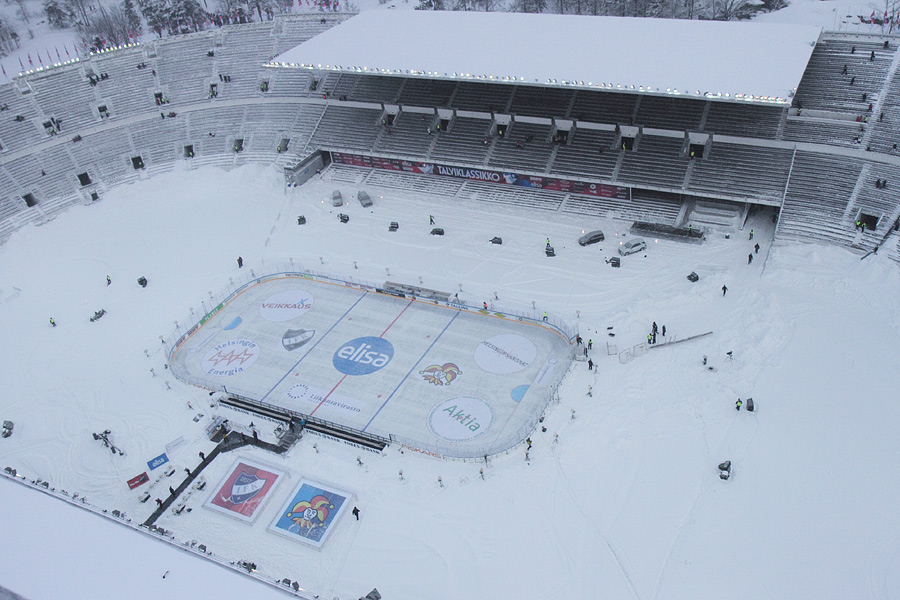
258,289,314,322
202,339,260,377
428,396,494,441
473,334,537,375
332,336,394,376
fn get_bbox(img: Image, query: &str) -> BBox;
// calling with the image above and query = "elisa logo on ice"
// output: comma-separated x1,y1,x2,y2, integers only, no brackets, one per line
332,336,394,376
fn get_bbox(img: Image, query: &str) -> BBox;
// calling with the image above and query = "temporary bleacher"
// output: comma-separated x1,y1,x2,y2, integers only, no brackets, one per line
635,96,705,131
549,127,622,181
617,135,688,190
686,142,793,203
364,168,466,198
429,116,493,165
487,121,554,173
459,179,565,212
777,151,865,246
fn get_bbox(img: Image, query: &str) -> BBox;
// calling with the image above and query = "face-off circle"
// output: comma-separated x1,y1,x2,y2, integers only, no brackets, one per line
202,339,261,376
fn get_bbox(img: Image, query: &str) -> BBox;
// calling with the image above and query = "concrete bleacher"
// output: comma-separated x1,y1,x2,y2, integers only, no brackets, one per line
0,84,44,153
373,110,437,159
273,14,353,55
703,102,783,138
549,127,619,181
561,187,681,225
363,168,466,198
617,135,688,190
397,78,456,108
429,116,493,165
154,33,218,106
793,38,894,114
635,96,705,131
215,24,279,101
781,117,860,147
452,82,513,113
351,75,404,104
28,67,98,132
866,65,900,153
508,86,573,120
305,105,383,153
569,89,637,125
686,142,793,203
487,121,554,173
87,46,155,118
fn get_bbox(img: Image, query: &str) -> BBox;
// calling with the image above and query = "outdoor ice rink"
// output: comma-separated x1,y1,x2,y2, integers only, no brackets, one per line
169,273,573,457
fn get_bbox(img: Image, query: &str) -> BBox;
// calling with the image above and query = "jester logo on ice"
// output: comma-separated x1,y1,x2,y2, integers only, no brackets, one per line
229,471,266,505
332,336,394,376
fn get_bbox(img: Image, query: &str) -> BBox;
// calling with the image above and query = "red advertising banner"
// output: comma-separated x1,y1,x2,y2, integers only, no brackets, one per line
127,472,149,490
331,152,630,200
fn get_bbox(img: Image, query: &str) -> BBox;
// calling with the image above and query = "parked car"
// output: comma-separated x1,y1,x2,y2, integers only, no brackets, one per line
331,190,343,207
618,238,647,256
358,190,373,207
578,230,605,246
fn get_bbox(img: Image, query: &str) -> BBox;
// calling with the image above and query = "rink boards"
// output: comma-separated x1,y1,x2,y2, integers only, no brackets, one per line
169,274,572,457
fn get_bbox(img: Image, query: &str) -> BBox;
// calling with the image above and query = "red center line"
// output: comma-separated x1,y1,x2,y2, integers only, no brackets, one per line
309,298,414,417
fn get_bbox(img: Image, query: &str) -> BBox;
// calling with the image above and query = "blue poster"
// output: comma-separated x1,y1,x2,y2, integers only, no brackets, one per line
147,452,169,471
268,480,351,548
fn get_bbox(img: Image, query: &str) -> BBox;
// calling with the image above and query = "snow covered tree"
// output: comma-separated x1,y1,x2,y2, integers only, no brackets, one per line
77,4,130,49
43,0,75,28
414,0,445,8
65,0,90,25
137,0,168,36
122,0,142,36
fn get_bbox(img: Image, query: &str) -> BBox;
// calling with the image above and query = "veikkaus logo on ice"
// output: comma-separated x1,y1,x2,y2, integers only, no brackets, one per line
332,336,394,376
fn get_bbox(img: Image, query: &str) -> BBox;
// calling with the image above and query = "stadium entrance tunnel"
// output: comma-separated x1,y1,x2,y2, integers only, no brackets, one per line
857,212,879,230
131,156,145,170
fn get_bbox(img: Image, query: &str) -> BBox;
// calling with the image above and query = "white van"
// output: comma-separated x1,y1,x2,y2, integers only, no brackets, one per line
331,190,343,207
358,191,373,207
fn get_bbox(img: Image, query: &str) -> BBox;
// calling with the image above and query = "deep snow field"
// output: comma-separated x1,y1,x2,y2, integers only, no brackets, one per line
1,162,900,599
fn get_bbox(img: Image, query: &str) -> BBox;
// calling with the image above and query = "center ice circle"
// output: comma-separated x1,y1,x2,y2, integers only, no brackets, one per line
258,289,314,322
473,334,537,375
332,336,394,376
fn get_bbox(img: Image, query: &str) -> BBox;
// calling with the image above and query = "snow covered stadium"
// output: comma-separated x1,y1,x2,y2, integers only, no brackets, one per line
2,10,900,600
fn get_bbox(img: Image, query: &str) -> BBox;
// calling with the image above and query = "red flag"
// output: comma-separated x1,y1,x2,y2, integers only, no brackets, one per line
64,44,70,57
55,46,60,59
37,53,43,65
46,49,52,64
27,52,32,66
2,64,6,77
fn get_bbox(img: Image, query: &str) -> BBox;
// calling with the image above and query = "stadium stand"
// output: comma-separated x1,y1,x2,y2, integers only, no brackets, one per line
0,13,897,268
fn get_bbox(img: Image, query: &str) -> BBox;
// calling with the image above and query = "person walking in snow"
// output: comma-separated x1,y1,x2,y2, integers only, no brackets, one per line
749,229,754,240
429,215,434,225
754,243,760,254
106,275,111,286
49,317,56,327
735,398,743,411
587,339,592,350
748,253,754,264
722,285,728,296
352,506,360,520
662,325,666,337
588,359,593,370
648,333,652,344
237,256,243,268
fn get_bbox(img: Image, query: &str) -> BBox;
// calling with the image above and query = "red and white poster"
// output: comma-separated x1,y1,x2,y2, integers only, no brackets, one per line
204,458,284,523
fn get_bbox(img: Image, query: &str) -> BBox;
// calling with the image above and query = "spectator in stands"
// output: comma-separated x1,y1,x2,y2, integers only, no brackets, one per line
870,50,875,61
841,64,847,75
850,76,855,86
851,46,856,53
862,92,867,102
884,41,889,49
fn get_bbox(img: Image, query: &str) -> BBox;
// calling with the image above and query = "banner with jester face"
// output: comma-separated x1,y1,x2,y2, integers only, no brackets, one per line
268,479,353,548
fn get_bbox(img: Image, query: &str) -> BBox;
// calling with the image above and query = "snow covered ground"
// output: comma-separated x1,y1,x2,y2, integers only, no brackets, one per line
2,162,899,599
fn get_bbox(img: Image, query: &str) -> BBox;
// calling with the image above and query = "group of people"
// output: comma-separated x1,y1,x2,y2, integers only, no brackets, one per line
646,321,665,345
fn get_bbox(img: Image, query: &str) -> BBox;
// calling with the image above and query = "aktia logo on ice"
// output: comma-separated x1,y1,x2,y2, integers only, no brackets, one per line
332,336,394,376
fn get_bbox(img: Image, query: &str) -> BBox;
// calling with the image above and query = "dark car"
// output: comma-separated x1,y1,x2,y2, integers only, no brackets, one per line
578,230,605,246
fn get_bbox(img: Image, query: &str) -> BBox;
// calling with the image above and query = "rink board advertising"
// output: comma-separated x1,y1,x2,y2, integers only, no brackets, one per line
331,152,630,200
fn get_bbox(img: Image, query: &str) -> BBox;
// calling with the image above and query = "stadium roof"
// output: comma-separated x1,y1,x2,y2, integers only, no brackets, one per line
269,11,822,105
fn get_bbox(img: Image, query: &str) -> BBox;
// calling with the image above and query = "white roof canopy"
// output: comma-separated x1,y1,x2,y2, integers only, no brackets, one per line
270,11,822,105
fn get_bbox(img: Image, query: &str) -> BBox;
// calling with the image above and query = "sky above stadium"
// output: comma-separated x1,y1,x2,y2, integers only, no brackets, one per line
271,12,823,104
